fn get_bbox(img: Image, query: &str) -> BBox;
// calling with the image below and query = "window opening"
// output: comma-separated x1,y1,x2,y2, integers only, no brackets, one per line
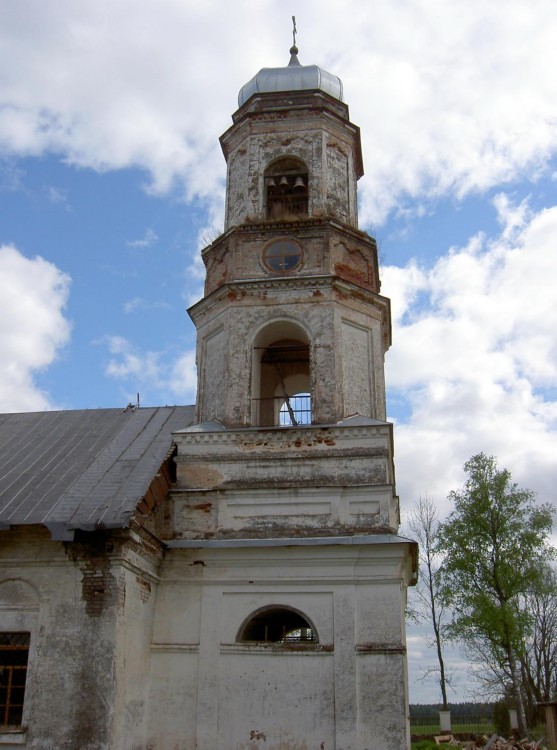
239,607,317,643
0,632,30,727
255,343,311,426
265,158,308,220
279,392,311,426
263,239,302,273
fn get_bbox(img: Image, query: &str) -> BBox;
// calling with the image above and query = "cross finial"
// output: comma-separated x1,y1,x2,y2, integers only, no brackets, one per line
288,15,300,64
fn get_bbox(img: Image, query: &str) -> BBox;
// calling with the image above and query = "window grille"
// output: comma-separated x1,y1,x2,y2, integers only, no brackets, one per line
0,632,30,726
279,393,311,425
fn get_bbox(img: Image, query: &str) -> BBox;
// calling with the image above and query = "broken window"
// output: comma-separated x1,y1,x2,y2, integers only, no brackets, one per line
265,157,308,220
0,632,30,727
238,607,317,643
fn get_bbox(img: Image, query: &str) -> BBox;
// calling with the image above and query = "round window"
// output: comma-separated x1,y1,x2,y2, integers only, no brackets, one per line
263,240,302,273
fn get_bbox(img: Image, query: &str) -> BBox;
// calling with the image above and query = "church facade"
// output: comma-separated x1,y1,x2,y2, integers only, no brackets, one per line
0,44,417,750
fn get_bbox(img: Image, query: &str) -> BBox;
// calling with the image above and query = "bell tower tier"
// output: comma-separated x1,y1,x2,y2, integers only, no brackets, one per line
221,89,362,229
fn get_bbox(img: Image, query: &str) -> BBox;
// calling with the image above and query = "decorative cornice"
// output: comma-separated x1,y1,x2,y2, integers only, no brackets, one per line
188,274,389,322
174,422,393,446
201,217,376,256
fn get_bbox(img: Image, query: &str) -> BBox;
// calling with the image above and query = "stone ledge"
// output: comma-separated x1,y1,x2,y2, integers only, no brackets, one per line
0,728,27,747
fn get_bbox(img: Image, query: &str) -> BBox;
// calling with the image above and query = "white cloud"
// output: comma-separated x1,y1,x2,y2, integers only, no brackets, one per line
383,197,557,514
0,244,71,411
44,184,70,207
126,228,158,249
122,296,171,314
104,335,196,405
0,159,25,192
0,1,556,227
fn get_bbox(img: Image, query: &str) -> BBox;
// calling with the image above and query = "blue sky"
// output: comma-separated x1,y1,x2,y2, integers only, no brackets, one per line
2,0,557,704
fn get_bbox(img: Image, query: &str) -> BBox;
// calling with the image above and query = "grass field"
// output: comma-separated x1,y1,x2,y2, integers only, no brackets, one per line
411,721,494,735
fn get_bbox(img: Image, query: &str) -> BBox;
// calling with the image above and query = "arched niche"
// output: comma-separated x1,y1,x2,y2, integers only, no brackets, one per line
237,605,318,644
0,578,40,610
264,156,308,220
252,319,311,427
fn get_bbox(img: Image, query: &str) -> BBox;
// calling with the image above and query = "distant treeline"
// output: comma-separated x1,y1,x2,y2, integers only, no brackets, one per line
410,703,495,721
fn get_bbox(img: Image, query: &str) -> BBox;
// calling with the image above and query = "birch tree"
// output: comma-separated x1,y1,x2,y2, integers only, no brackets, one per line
438,453,554,737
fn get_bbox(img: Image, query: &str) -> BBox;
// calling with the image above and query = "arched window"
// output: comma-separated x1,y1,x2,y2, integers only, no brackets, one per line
265,157,308,220
238,606,317,644
252,321,312,427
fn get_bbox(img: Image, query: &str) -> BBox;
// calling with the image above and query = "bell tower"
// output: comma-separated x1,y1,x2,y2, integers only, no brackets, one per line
189,43,389,430
152,36,417,750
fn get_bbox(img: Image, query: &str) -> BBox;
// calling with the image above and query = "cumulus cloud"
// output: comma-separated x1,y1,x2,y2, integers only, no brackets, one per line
383,196,557,513
104,335,196,405
0,244,71,411
1,1,556,228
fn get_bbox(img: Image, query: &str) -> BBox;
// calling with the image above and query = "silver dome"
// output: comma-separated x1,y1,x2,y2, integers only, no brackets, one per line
238,46,343,107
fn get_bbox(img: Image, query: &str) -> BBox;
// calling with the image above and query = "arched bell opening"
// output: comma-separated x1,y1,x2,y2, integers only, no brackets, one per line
252,320,312,427
237,605,318,644
264,157,308,220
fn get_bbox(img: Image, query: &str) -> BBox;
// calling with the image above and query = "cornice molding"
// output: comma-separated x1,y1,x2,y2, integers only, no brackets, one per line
188,274,390,322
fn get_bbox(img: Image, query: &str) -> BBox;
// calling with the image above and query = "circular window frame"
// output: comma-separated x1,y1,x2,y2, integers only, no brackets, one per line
262,239,303,274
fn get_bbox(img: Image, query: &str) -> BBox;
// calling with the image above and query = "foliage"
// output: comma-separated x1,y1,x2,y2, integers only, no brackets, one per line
438,453,555,736
407,495,452,708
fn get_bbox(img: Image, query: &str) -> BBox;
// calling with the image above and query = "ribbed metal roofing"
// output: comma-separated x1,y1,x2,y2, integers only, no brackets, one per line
0,405,194,535
238,46,343,107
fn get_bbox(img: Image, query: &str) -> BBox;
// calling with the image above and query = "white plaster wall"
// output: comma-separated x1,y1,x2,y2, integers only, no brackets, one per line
218,650,335,750
357,655,411,750
110,564,160,750
146,649,199,750
145,542,414,750
341,318,374,418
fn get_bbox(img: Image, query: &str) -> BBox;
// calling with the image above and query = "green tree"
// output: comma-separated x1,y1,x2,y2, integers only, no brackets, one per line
407,496,452,709
438,453,554,737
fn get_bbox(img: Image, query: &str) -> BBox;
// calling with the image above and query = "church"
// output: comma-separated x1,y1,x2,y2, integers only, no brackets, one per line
0,39,417,750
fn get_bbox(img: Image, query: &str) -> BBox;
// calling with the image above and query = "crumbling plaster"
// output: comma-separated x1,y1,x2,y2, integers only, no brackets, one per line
220,91,361,230
0,526,162,750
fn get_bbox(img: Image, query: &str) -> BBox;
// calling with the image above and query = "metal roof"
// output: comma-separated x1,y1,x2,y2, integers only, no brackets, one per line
238,49,343,107
0,405,194,535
